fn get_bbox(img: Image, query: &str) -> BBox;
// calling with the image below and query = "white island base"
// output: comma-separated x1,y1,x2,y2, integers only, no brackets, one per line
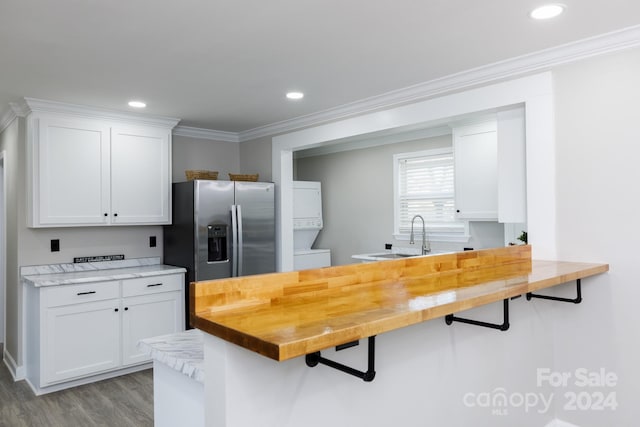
148,321,559,427
153,362,204,427
138,329,205,427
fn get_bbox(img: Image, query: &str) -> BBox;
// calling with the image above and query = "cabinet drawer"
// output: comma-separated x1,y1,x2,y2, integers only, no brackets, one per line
44,281,120,308
122,274,183,298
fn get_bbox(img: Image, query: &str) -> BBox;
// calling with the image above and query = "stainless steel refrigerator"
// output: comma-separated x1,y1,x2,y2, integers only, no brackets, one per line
163,180,275,326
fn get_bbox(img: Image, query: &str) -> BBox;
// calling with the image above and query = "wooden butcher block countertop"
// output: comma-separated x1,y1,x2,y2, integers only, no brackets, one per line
190,245,608,362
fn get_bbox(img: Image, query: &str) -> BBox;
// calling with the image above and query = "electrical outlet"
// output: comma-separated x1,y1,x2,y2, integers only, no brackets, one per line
51,239,60,252
149,236,156,247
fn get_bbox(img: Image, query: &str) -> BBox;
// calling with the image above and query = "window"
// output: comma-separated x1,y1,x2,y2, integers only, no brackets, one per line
393,148,468,241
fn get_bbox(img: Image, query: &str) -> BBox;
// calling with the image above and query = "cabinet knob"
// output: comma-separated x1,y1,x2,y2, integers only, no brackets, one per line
456,209,460,213
114,308,119,312
104,213,108,217
124,307,129,311
114,213,118,217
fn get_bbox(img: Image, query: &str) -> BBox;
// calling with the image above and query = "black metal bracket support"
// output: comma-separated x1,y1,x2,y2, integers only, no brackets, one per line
445,299,510,331
305,336,376,382
526,279,582,304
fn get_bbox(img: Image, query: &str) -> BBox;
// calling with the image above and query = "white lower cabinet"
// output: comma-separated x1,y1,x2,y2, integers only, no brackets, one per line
122,292,182,366
43,298,121,384
26,273,184,393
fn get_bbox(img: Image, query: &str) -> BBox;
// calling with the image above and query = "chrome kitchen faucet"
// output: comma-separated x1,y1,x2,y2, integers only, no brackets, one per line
409,215,431,255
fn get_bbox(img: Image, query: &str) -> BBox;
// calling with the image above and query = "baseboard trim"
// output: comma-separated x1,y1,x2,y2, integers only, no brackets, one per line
3,348,26,381
26,362,152,396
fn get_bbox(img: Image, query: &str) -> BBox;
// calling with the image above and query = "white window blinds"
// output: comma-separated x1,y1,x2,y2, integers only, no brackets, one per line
394,148,466,237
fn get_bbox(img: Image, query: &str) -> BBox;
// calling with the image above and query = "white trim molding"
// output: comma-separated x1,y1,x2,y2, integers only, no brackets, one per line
241,24,640,142
17,98,181,129
0,111,16,134
274,72,556,271
173,125,239,143
293,125,451,159
3,347,26,381
0,104,24,134
0,100,31,133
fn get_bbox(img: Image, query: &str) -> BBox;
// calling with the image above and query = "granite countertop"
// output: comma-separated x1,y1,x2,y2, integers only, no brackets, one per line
138,329,204,383
21,257,186,287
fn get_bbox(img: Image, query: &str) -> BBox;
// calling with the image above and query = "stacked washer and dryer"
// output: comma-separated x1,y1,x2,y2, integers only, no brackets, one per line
293,181,331,270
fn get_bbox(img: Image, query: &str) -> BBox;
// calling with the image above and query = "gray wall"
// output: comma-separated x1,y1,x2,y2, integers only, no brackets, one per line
239,136,273,182
0,117,22,363
295,135,505,265
172,134,240,183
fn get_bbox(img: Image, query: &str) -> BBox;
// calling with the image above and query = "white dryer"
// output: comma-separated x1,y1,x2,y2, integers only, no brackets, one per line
293,181,331,269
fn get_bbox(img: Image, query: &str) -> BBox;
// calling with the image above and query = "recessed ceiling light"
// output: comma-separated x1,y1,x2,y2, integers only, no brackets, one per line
128,100,147,108
286,92,304,100
530,4,566,20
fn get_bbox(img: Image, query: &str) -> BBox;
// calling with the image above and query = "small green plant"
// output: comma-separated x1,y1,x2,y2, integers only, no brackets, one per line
517,230,528,244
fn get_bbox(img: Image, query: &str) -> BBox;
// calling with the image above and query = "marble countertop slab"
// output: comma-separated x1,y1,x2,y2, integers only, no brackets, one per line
138,329,204,383
21,257,186,287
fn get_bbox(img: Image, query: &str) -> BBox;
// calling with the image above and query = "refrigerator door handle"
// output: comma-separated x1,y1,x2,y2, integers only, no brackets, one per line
237,204,244,276
231,204,239,277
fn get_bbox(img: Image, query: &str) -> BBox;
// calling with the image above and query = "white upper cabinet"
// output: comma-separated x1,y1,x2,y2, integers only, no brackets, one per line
25,99,179,227
36,116,111,225
111,126,170,224
453,121,498,220
496,108,527,224
453,111,527,224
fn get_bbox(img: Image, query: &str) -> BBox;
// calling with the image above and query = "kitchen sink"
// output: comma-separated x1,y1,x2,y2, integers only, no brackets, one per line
352,250,454,262
371,253,415,259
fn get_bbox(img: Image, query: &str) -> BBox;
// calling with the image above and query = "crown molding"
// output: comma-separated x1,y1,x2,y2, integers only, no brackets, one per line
173,125,239,143
0,110,17,134
10,100,31,117
293,125,451,159
238,24,640,142
0,100,32,133
21,97,181,128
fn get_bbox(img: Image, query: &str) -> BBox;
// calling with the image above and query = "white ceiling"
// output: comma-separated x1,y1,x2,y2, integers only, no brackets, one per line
1,0,639,134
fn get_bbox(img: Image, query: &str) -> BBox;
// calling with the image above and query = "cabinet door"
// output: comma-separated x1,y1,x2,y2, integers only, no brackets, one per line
121,291,183,366
453,122,498,220
110,126,171,224
42,299,120,385
35,116,110,226
497,108,527,224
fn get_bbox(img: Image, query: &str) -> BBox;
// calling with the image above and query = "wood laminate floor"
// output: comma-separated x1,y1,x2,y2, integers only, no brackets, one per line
0,344,154,427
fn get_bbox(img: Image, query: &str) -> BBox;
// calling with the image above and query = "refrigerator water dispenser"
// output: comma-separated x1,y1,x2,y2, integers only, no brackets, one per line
207,224,228,262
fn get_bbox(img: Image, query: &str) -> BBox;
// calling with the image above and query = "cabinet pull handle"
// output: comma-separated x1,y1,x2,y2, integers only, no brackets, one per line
147,283,162,287
77,291,96,296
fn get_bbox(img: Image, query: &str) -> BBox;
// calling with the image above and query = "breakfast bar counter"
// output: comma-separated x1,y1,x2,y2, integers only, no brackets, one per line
191,245,608,362
187,245,609,427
